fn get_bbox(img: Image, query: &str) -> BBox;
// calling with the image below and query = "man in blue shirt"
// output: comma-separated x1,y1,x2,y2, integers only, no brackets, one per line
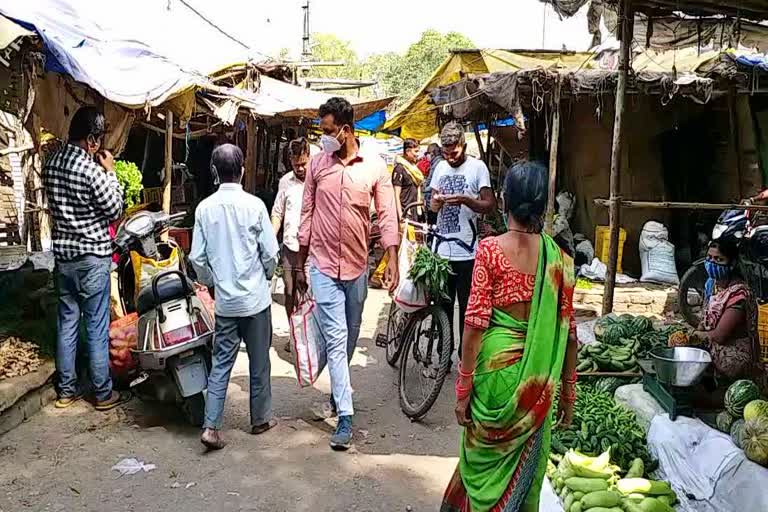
189,144,280,450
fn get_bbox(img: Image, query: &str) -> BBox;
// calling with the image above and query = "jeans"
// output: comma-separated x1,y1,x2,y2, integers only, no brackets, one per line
204,308,273,430
55,255,113,402
440,259,475,356
309,265,367,417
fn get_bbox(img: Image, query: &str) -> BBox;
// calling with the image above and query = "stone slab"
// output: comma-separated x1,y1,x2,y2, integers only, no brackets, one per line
0,360,54,414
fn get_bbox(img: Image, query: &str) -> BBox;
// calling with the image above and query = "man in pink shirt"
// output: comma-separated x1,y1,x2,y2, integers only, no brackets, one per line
297,97,399,450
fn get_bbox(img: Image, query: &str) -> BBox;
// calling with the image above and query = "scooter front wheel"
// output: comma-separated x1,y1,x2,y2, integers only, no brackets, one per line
180,392,206,427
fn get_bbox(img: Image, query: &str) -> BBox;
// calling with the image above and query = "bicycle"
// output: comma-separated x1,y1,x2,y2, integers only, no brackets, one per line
377,202,477,420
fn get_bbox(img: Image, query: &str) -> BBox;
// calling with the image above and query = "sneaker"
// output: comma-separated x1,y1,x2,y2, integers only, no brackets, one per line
94,391,132,411
54,394,82,409
330,415,353,451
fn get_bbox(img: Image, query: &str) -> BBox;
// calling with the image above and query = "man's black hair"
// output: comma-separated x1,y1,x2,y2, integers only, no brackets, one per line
403,138,419,153
211,143,244,183
69,106,106,142
426,143,441,158
288,137,310,158
318,97,354,128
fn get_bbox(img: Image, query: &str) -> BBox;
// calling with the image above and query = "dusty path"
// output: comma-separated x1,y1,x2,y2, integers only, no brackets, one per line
0,290,463,512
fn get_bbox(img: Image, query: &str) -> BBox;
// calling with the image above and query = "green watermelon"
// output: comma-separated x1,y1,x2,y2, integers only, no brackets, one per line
602,323,628,345
744,400,768,422
725,380,762,418
743,418,768,467
618,314,634,323
731,419,747,448
594,316,619,339
628,316,654,335
717,411,736,433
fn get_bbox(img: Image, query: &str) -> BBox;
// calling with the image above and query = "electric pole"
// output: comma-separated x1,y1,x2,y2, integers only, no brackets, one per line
302,1,311,61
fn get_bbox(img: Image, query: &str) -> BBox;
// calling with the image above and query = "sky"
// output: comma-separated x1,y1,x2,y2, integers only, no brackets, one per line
186,0,593,60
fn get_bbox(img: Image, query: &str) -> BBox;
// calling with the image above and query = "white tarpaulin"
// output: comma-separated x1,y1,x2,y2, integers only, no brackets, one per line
0,0,252,108
648,414,768,512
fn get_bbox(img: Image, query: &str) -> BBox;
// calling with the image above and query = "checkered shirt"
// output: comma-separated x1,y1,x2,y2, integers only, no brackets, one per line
43,143,124,261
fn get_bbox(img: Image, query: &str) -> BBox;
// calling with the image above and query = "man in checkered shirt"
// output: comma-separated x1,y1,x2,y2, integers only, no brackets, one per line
43,106,130,411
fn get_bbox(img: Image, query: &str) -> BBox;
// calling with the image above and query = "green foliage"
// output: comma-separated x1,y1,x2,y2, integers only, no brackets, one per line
114,160,143,209
408,246,453,301
309,33,364,81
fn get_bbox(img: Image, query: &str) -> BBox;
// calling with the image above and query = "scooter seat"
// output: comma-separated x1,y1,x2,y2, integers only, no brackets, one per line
136,272,195,315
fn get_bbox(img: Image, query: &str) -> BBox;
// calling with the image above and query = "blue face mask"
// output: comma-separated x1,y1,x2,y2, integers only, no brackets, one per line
704,259,732,281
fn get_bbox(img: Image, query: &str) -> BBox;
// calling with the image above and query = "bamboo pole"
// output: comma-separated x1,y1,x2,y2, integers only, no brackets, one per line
473,123,486,163
544,79,562,234
244,116,257,193
593,199,768,211
162,110,173,214
603,0,634,316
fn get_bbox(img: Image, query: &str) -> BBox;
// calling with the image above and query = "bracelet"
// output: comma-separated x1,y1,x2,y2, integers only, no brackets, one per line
458,362,475,379
455,378,473,400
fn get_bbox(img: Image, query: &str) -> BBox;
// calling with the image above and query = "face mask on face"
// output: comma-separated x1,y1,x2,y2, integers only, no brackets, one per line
705,259,732,281
320,127,346,155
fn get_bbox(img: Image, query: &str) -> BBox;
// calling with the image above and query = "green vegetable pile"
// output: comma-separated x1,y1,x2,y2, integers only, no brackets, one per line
552,383,656,472
114,160,143,209
548,449,677,512
407,246,453,301
577,315,688,373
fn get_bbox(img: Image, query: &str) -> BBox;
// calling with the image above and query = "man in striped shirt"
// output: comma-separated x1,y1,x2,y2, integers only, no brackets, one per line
43,106,129,411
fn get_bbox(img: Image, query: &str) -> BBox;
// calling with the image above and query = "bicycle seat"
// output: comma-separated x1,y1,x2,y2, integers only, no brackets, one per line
136,271,195,315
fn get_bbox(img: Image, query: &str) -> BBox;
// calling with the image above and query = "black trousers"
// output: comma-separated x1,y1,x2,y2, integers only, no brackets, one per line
440,259,475,356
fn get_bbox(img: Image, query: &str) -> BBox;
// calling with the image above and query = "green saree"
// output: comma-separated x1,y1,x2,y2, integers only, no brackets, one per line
441,234,574,512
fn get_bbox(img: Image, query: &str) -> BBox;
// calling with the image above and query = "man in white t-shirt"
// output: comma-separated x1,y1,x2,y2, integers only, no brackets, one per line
430,122,496,354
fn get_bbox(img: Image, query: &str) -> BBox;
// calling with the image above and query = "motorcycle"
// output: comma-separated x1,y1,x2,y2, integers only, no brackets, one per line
113,209,214,426
678,205,768,327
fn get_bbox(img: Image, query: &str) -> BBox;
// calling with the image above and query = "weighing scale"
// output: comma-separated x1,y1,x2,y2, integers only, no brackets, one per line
639,359,697,420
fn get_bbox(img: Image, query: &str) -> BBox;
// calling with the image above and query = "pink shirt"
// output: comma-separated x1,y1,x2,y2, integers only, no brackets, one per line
298,149,399,281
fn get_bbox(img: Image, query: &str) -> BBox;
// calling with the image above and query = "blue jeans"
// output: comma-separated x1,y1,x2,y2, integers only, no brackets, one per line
204,308,272,430
309,265,367,417
55,255,112,402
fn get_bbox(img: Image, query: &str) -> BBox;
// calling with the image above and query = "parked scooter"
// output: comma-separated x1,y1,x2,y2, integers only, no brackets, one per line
678,205,768,327
113,209,214,425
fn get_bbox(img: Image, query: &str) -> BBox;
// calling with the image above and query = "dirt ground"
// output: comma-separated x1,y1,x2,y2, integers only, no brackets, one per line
0,290,465,512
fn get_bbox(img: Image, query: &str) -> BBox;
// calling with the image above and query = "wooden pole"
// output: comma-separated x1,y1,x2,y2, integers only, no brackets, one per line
728,91,743,199
162,110,173,214
244,116,257,193
594,199,768,211
544,79,562,234
602,0,634,316
473,123,486,163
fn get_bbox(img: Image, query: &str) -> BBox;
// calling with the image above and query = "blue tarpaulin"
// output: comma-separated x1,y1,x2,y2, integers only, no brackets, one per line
355,110,387,132
735,54,768,72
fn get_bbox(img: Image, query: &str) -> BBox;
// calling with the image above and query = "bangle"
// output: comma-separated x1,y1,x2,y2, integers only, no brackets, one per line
563,369,577,385
455,378,473,400
458,362,475,378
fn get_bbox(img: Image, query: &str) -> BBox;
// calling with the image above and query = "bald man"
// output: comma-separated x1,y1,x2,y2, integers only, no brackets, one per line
189,144,280,450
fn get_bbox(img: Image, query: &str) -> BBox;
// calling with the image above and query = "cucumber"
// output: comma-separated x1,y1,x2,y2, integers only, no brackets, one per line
626,458,645,478
570,503,583,512
581,490,621,509
616,478,674,497
563,494,575,511
564,477,609,493
573,491,585,500
638,497,675,512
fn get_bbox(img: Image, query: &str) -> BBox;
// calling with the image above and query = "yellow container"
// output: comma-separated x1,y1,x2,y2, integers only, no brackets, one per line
758,304,768,362
595,225,627,274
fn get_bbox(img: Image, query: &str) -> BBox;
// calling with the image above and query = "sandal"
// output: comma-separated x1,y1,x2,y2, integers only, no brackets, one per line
94,391,132,411
54,395,82,409
250,419,278,435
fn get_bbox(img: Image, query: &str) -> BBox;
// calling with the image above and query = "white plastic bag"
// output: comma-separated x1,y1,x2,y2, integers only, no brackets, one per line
639,221,680,285
394,231,427,313
289,298,326,387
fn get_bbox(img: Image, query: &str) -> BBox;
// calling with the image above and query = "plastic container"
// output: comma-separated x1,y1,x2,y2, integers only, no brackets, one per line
595,226,627,274
758,303,768,362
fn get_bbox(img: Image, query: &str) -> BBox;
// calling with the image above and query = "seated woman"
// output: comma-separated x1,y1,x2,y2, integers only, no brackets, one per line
441,161,578,512
672,239,763,383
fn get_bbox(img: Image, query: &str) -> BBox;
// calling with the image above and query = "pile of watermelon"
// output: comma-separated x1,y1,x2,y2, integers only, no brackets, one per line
716,379,768,467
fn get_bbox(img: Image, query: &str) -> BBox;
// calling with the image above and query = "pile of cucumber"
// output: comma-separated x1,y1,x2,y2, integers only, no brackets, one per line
549,450,678,512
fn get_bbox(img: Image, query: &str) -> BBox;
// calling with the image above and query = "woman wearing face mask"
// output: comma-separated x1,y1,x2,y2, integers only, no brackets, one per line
671,239,764,383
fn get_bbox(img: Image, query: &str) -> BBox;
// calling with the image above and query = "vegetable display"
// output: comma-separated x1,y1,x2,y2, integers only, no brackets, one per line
549,450,676,512
743,399,768,422
551,383,656,472
114,160,143,209
407,246,453,301
716,410,735,433
725,380,762,418
578,315,687,374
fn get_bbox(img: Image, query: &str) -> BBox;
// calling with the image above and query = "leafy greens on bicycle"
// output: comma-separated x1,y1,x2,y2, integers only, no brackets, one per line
408,246,453,301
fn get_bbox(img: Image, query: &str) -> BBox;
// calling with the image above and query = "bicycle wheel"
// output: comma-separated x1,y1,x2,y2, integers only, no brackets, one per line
385,302,407,366
399,305,452,420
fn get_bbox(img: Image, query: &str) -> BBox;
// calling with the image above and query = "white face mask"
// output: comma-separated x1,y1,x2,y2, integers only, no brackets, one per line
320,128,345,154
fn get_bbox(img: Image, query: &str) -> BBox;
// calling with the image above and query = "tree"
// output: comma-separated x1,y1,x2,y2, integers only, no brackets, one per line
309,33,363,80
370,30,474,110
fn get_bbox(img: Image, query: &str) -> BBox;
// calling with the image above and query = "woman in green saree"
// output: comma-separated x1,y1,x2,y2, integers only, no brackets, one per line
441,161,579,512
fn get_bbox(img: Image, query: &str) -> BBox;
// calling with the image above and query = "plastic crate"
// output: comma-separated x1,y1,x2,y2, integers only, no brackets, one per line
595,225,627,274
758,303,768,362
143,187,163,205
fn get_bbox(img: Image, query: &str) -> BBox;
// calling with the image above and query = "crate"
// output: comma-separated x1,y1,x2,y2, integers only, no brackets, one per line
169,228,191,254
143,187,163,205
758,303,768,362
595,225,627,274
